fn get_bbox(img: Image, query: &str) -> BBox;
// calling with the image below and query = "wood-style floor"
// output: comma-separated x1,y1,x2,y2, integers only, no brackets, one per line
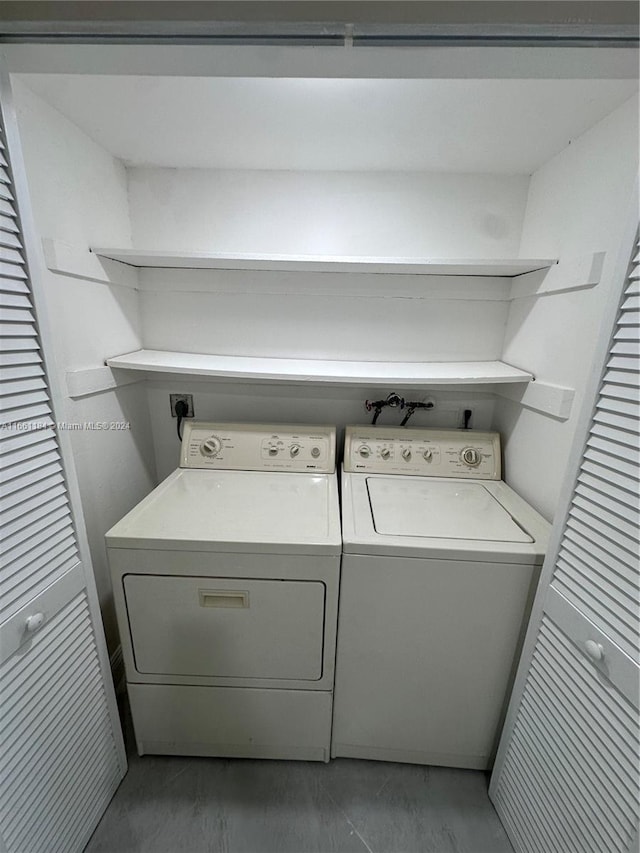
85,726,513,853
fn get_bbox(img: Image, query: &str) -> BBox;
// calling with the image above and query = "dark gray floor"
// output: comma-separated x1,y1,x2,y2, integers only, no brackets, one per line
85,725,513,853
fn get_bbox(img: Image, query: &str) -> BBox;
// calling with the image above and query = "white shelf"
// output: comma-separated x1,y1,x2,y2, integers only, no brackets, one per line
92,248,556,278
106,350,533,387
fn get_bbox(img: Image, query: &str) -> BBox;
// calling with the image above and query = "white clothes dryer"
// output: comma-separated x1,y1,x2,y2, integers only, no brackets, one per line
332,426,550,770
106,422,341,762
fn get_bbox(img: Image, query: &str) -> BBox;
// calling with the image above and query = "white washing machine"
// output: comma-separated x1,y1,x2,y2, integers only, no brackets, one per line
332,426,550,770
106,422,341,762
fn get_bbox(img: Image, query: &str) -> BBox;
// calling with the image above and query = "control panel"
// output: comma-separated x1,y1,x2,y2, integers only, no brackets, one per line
181,422,336,473
343,426,501,479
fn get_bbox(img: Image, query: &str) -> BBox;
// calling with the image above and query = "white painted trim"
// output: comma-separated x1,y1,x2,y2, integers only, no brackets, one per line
509,251,604,299
0,50,127,775
494,380,575,420
489,180,639,799
66,365,143,399
93,247,556,278
3,44,638,81
105,349,533,387
42,237,139,289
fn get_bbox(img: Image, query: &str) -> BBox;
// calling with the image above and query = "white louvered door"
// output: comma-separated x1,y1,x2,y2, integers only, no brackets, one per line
0,61,126,852
490,206,639,853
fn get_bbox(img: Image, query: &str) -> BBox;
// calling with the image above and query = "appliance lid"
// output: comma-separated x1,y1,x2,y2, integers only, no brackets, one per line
366,478,534,543
106,468,340,550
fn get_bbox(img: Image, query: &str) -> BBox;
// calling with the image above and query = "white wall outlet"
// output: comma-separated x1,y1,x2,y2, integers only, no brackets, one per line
170,394,194,418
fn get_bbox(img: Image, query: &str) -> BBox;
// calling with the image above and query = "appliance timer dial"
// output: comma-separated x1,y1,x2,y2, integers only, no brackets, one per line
462,447,481,466
401,448,412,461
200,436,222,457
358,445,372,458
380,448,391,460
423,449,433,461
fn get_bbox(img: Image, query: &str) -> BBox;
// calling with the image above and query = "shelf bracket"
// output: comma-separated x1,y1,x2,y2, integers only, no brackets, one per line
495,380,575,420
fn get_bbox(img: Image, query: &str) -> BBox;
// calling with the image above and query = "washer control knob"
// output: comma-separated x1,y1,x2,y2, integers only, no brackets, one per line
200,436,222,457
268,446,279,457
310,446,321,458
380,448,391,460
423,449,433,461
290,444,301,458
358,445,371,458
401,448,412,461
462,447,481,466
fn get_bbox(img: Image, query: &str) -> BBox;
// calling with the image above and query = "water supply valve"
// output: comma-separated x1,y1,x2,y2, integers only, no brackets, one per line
365,393,405,425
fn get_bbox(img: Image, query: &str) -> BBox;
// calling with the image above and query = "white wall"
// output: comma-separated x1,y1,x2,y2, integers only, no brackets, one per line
139,269,505,475
128,168,529,258
495,95,638,520
133,168,526,362
138,269,511,361
128,167,527,475
13,79,157,653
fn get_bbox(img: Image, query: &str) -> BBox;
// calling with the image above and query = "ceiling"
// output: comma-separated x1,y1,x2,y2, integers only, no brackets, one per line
19,74,638,174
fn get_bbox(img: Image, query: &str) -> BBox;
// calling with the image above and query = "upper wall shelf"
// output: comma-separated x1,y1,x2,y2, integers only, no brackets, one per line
106,349,533,386
91,248,556,277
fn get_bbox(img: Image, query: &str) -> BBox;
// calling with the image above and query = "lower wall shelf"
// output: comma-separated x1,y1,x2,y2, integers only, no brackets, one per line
105,349,533,387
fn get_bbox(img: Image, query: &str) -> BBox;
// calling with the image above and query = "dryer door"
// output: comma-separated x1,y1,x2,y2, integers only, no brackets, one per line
123,574,325,681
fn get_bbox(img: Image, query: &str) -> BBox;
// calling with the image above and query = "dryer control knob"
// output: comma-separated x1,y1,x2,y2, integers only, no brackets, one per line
401,448,412,461
462,447,481,466
201,436,222,457
290,444,301,457
423,449,433,461
380,448,391,460
268,446,279,456
358,445,371,458
310,446,321,458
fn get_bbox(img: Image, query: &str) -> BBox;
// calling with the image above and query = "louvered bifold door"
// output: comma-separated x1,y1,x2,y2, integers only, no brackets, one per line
0,63,126,852
490,224,640,853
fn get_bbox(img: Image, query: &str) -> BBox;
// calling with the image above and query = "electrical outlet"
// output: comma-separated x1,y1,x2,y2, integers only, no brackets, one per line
170,394,194,418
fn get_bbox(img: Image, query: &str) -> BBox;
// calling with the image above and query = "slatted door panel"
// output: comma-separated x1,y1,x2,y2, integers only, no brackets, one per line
0,120,80,624
0,68,126,853
493,616,638,853
551,255,640,660
490,227,640,853
0,592,124,853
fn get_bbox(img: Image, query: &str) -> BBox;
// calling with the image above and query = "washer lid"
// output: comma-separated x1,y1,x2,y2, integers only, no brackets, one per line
367,478,533,543
106,468,341,553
